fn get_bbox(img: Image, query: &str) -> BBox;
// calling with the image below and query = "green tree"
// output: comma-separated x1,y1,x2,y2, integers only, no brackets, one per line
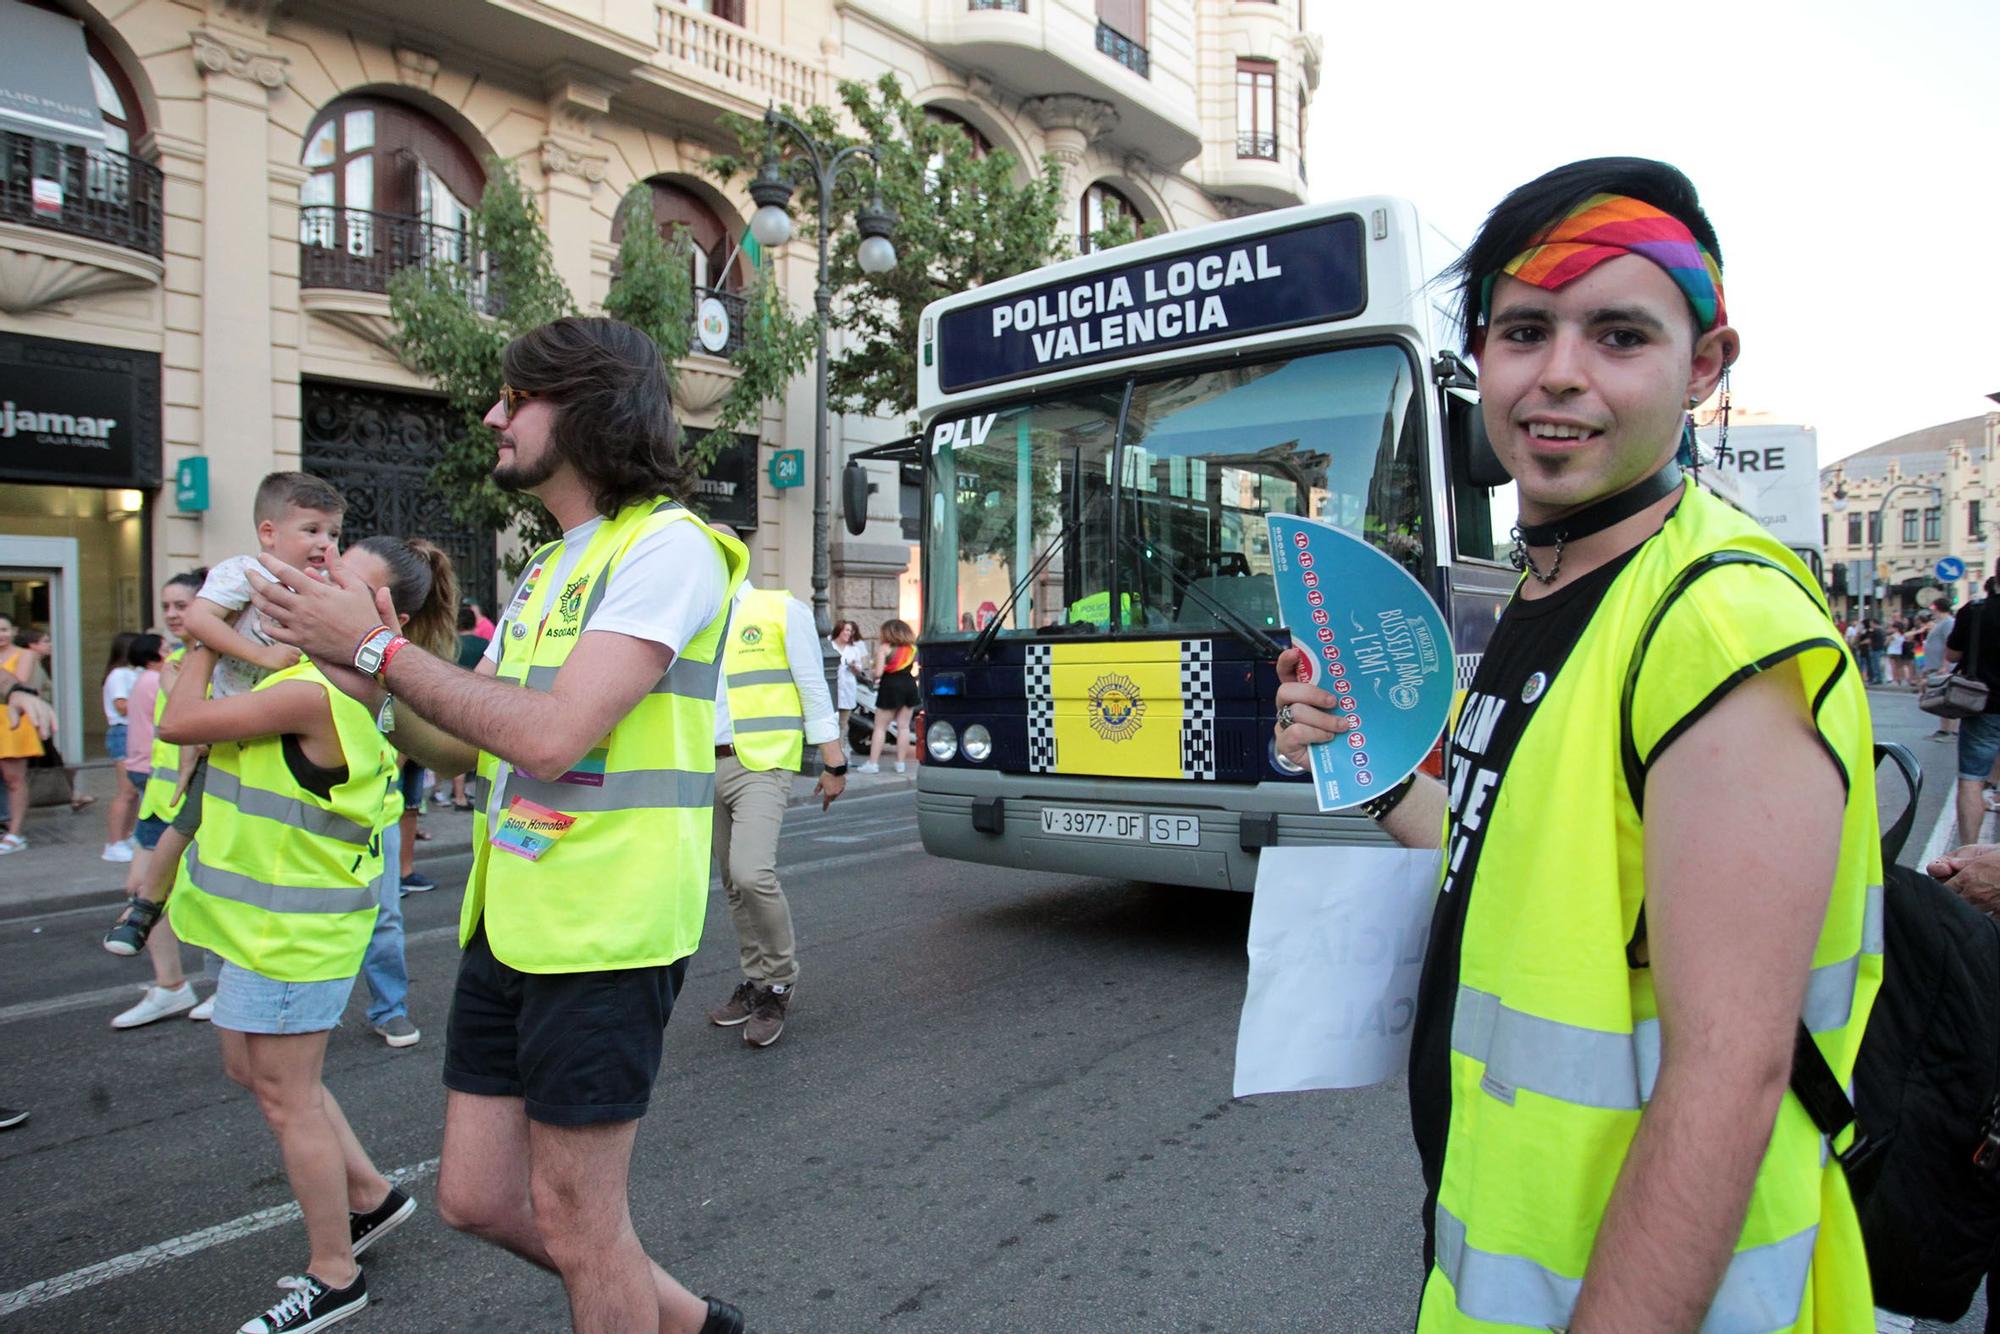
707,74,1070,429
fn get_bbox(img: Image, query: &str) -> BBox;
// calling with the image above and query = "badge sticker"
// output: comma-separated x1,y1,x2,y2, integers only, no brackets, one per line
490,797,576,862
510,622,527,639
557,745,609,787
1521,672,1547,705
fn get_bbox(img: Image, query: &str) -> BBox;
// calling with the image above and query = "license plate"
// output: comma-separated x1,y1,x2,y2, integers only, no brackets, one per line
1037,807,1201,846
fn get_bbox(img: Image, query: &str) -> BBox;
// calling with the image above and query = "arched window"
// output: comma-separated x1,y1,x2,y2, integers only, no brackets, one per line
925,107,992,160
614,179,743,294
1079,181,1139,255
87,50,143,157
300,96,483,230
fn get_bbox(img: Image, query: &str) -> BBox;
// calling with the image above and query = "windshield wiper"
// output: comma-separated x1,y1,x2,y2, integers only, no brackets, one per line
1117,517,1284,659
965,493,1106,664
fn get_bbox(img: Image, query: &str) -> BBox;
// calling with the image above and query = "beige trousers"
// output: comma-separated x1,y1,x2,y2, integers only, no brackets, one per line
712,754,798,987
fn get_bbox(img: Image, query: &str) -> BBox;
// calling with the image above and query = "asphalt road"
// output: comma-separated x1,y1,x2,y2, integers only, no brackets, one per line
0,695,1988,1333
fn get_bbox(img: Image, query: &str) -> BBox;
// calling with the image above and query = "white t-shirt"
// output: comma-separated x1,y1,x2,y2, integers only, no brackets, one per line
485,517,726,666
103,665,139,725
198,554,279,698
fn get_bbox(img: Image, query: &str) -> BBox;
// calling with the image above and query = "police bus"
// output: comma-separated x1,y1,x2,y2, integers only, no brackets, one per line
904,199,1520,891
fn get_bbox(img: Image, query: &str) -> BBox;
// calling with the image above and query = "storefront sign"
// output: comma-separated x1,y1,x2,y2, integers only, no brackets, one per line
0,334,162,489
768,448,805,489
176,457,210,512
693,432,760,530
935,214,1366,393
0,2,105,148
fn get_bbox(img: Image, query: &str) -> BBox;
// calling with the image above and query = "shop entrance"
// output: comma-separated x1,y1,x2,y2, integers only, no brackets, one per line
300,381,499,614
0,535,84,759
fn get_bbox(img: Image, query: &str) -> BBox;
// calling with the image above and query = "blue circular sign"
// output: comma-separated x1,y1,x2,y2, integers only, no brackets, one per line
1937,556,1966,581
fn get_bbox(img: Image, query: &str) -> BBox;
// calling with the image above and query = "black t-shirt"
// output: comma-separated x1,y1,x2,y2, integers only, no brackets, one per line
1945,600,2000,708
1407,547,1640,1264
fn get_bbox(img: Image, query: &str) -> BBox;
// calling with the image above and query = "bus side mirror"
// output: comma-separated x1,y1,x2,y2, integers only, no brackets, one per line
1449,389,1512,489
842,461,876,536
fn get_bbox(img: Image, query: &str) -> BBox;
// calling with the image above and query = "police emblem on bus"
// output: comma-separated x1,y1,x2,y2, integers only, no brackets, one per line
1087,673,1146,741
740,625,763,646
1522,671,1547,704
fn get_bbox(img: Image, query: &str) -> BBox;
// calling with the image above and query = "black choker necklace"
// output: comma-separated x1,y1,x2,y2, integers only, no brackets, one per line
1509,463,1684,585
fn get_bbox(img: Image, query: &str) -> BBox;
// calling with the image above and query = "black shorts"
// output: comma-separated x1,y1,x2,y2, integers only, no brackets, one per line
443,924,686,1126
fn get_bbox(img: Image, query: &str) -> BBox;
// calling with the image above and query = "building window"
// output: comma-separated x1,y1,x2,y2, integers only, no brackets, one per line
612,178,746,295
1925,507,1942,544
1079,180,1139,255
1847,512,1863,547
300,96,483,234
1095,0,1149,77
1867,511,1880,545
1971,499,1983,536
1822,514,1830,548
679,0,744,22
1237,60,1277,159
925,107,992,160
969,0,1027,9
1902,509,1918,544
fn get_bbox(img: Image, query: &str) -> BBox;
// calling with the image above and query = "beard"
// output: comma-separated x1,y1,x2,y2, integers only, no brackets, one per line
492,436,560,492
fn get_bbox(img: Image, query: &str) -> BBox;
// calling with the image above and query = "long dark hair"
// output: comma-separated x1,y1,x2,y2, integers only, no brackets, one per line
500,316,695,512
352,536,459,659
104,630,139,680
1447,157,1723,350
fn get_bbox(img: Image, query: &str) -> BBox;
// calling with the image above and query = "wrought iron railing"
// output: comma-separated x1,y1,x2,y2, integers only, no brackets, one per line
691,286,748,358
1096,22,1149,77
0,128,163,257
969,0,1027,10
299,204,480,297
1237,132,1278,160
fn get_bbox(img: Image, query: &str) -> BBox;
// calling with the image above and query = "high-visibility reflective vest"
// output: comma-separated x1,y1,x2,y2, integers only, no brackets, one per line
168,659,394,983
722,587,805,772
466,498,746,973
137,648,185,824
1421,484,1880,1331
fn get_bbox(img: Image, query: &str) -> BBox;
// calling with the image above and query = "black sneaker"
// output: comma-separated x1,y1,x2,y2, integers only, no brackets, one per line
399,872,437,893
699,1296,746,1334
350,1185,416,1258
103,896,162,957
237,1272,367,1333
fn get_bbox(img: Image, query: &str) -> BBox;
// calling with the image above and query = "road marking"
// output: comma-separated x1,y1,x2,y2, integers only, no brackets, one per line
0,842,924,1029
1914,781,1994,870
0,1157,440,1318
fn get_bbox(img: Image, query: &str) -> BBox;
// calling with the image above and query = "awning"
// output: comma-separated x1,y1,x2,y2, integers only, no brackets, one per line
0,0,105,147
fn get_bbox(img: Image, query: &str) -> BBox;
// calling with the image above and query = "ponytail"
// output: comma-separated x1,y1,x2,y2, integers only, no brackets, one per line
165,567,207,595
352,536,459,659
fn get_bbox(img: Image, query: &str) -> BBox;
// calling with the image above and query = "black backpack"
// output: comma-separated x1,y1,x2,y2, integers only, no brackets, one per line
1790,742,2000,1320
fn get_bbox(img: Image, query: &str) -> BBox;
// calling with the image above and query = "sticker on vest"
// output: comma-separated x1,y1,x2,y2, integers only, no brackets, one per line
489,797,576,862
504,560,546,620
557,745,608,787
1479,1070,1517,1105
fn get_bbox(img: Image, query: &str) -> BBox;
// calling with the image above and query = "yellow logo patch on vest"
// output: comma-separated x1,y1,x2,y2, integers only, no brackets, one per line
558,576,587,622
1087,673,1146,741
740,624,763,646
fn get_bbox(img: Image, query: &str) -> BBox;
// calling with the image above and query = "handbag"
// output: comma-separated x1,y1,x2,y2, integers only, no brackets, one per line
1920,608,1989,719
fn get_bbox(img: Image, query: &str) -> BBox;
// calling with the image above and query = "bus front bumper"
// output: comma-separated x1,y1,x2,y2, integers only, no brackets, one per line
915,766,1391,893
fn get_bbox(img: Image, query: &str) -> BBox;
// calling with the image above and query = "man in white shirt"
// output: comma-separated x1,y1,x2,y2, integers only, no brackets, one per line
707,566,845,1048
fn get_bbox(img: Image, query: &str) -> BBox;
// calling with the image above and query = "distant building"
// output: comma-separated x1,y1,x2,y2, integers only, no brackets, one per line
1818,413,2000,619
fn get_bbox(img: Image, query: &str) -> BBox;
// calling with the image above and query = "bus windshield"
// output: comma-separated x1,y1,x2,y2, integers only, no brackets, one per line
923,343,1426,641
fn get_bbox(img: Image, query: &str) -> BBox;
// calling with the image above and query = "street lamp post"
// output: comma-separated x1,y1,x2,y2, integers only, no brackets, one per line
1865,481,1943,625
745,109,898,647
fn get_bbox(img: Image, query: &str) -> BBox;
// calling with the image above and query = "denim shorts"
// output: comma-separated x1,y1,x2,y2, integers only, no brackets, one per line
211,959,356,1035
133,815,170,850
123,769,146,796
1956,711,2000,781
106,723,127,761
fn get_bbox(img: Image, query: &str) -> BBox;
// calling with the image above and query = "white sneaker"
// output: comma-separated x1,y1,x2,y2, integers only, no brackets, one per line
188,994,216,1022
101,842,134,863
856,762,879,774
112,982,196,1029
0,834,25,855
894,761,906,773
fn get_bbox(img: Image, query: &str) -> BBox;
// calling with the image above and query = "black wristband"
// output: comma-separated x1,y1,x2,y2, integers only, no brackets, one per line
823,763,849,777
1361,773,1417,822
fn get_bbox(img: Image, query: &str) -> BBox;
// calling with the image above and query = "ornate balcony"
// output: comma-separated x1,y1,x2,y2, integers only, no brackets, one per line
648,4,828,117
298,205,477,296
1095,22,1149,78
1237,132,1278,161
0,128,165,314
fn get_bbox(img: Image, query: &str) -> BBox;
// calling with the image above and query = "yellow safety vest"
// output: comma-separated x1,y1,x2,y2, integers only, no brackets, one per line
137,648,185,823
1421,484,1879,1331
466,498,747,973
723,587,805,772
168,659,394,983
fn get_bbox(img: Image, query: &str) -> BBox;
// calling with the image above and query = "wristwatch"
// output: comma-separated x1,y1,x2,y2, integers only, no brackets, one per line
823,762,849,777
355,627,396,676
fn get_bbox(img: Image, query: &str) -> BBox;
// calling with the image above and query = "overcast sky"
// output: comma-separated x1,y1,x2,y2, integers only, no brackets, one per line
1301,0,1998,464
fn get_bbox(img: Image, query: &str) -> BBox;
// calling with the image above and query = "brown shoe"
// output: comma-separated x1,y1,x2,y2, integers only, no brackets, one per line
708,980,759,1027
743,984,791,1047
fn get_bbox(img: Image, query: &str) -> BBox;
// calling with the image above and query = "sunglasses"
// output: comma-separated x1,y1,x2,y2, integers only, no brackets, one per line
498,384,539,424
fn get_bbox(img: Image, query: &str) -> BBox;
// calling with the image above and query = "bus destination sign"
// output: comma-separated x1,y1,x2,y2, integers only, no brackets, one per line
935,214,1366,393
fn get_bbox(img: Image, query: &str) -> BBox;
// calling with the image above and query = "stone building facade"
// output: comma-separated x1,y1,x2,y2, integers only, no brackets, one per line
0,0,1319,751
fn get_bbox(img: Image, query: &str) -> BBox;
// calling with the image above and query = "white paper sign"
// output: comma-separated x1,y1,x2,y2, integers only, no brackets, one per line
1233,845,1442,1096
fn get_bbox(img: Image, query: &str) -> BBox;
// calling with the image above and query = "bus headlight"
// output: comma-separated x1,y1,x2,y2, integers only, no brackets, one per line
926,720,959,762
961,724,993,763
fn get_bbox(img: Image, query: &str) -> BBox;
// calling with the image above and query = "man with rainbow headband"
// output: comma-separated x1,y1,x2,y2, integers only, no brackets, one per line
1278,159,1878,1329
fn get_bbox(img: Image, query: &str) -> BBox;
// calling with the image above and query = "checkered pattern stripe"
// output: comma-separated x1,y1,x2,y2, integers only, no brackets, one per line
1455,654,1482,690
1026,644,1055,772
1179,639,1216,780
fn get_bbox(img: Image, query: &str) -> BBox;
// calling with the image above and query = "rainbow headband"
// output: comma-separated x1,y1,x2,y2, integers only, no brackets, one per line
1480,192,1728,333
